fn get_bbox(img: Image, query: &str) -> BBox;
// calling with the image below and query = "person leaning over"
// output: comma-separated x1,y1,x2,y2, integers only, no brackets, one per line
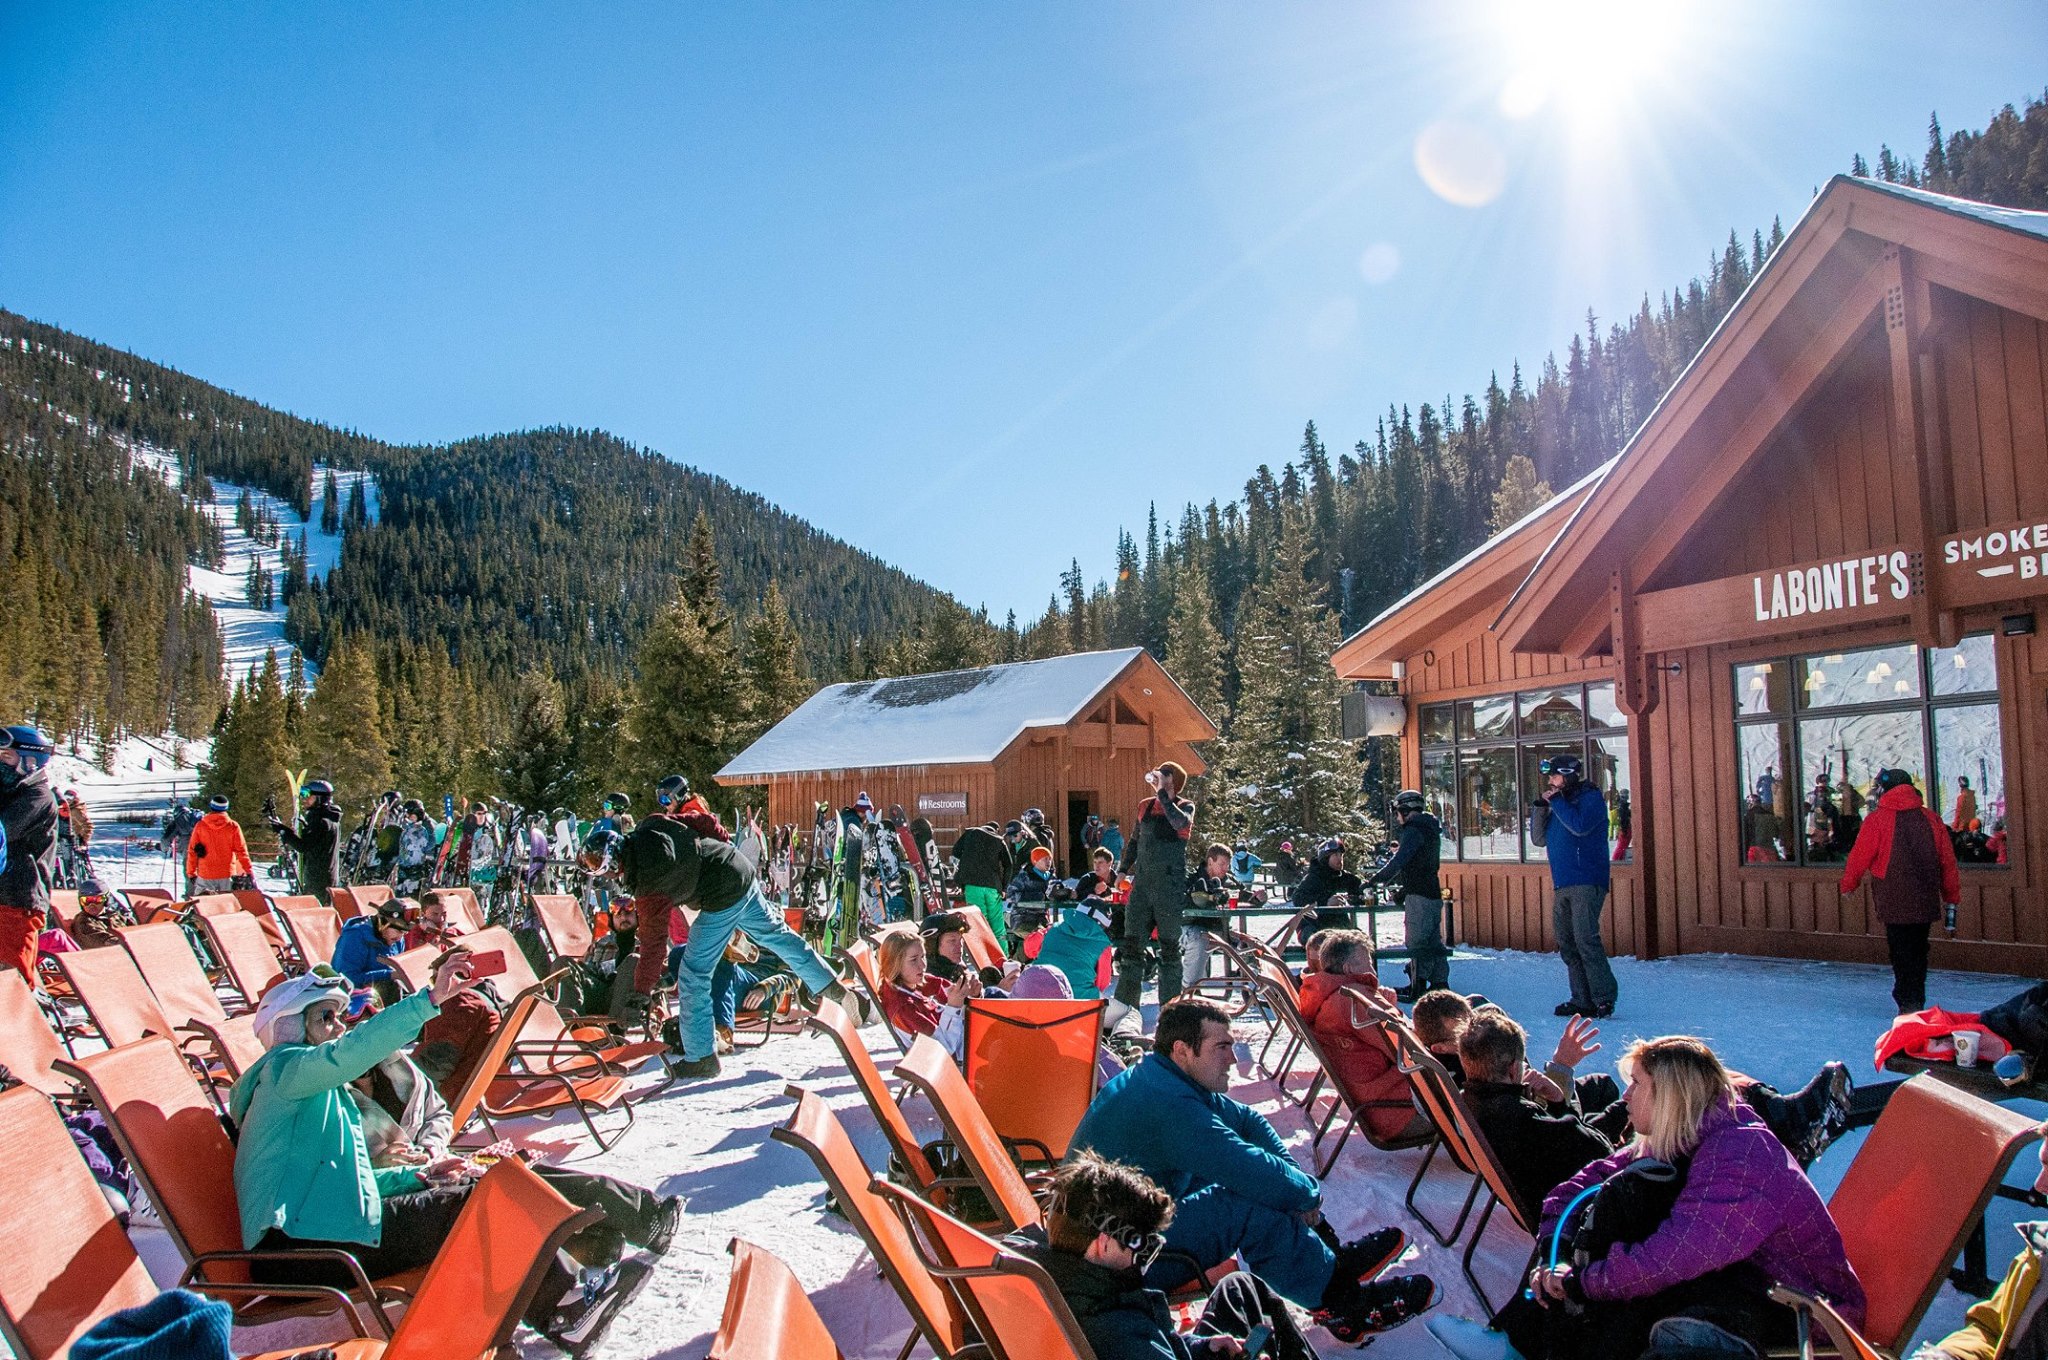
1068,997,1435,1343
1368,789,1448,1001
1006,1151,1319,1359
1530,754,1617,1019
1111,762,1196,1028
1838,767,1960,1015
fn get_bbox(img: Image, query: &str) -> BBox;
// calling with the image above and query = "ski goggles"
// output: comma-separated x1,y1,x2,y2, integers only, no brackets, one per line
1094,1215,1167,1270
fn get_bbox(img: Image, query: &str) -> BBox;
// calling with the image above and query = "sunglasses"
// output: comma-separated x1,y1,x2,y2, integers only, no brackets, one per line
1095,1215,1167,1271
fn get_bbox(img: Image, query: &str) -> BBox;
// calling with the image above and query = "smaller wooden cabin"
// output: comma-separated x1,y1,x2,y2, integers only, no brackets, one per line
716,647,1217,872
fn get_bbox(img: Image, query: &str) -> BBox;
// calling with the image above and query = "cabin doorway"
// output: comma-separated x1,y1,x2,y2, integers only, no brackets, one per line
1066,793,1096,878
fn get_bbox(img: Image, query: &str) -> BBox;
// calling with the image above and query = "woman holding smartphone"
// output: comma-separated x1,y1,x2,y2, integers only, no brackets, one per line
230,954,655,1356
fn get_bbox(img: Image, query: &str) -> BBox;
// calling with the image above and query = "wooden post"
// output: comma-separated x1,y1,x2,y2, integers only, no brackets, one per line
1884,244,1958,648
1612,568,1664,959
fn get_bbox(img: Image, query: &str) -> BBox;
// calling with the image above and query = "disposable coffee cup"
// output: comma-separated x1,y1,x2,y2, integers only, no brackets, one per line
1955,1030,1981,1067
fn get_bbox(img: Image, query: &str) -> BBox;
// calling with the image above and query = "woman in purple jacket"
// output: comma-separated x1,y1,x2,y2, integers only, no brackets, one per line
1431,1035,1864,1360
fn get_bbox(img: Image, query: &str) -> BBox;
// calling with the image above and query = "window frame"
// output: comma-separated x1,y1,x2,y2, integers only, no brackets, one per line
1417,679,1630,865
1729,633,2008,872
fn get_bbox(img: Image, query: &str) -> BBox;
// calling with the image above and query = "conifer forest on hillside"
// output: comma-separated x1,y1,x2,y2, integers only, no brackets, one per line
6,87,2046,841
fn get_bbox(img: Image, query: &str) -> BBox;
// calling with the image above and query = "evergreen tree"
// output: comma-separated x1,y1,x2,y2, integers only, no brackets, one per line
1490,454,1553,530
629,579,747,806
924,597,994,672
495,667,574,810
1209,513,1375,854
299,637,393,804
321,468,341,535
740,580,812,743
1163,569,1225,724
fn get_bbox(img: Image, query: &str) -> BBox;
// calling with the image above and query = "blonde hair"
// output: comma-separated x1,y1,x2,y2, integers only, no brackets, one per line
1622,1036,1736,1162
877,931,926,984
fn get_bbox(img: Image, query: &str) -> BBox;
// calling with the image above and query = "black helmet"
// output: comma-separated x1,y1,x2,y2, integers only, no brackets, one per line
655,774,689,807
1316,837,1345,861
580,828,622,870
401,798,426,817
1541,754,1584,784
1875,768,1916,793
1004,819,1024,837
1022,807,1046,828
602,791,630,812
303,779,334,799
379,789,400,804
1393,789,1427,815
551,807,569,820
1233,841,1249,853
0,724,54,790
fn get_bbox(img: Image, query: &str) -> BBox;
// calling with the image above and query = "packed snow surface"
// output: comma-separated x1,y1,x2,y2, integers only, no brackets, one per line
116,946,2038,1360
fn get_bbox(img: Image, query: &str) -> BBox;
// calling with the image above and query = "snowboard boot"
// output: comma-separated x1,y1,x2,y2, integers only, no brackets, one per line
1331,1226,1408,1288
1314,1272,1438,1344
662,1052,721,1081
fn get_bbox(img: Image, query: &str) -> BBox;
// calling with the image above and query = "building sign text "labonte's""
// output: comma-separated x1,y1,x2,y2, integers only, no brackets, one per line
1752,550,1914,624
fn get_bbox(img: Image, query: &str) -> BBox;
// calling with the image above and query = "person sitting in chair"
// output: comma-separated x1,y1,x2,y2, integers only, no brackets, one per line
1008,1152,1318,1359
1294,930,1430,1145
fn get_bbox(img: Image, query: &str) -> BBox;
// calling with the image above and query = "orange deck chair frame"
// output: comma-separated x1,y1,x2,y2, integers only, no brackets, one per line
439,979,638,1152
202,907,289,1009
962,996,1102,1160
530,892,594,962
279,902,345,974
0,968,77,1097
894,1034,1047,1234
53,944,181,1048
709,1238,847,1360
331,884,394,920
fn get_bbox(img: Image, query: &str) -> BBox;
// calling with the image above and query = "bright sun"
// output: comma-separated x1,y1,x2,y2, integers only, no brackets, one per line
1495,0,1689,120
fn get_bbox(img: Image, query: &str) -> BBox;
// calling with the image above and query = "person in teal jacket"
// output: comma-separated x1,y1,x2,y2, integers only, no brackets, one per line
1067,997,1437,1342
229,959,651,1356
1035,896,1115,1000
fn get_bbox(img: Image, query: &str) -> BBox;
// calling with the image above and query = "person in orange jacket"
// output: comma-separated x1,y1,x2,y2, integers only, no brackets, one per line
1840,768,1960,1014
187,794,254,893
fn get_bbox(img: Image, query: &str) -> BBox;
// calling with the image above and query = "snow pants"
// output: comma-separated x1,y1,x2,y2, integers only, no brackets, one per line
676,885,837,1062
1402,891,1450,993
1141,1181,1333,1308
961,885,1007,948
1553,882,1617,1009
1113,874,1185,1009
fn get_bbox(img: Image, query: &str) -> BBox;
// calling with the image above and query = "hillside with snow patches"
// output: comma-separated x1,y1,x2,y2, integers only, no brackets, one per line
47,451,378,826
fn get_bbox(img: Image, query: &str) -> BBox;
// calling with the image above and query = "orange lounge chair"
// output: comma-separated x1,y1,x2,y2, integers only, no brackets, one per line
201,908,288,1008
843,938,913,1052
1389,1025,1539,1312
1772,1073,2043,1359
464,925,667,1076
805,999,945,1199
119,920,237,1025
46,889,81,933
894,1035,1047,1234
279,902,344,973
0,968,78,1097
231,888,292,950
54,1037,414,1333
959,911,1007,972
531,892,594,961
53,944,180,1048
186,892,245,919
425,887,487,934
963,996,1101,1160
709,1238,847,1360
1285,985,1436,1177
0,1083,194,1358
872,1179,1096,1360
771,1084,970,1359
331,884,394,920
441,981,637,1151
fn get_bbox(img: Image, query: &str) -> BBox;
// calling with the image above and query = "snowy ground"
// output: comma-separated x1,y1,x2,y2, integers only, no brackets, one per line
139,946,2039,1360
46,451,378,824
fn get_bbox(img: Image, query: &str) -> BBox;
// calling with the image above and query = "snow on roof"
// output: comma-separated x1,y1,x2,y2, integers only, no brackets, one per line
718,647,1148,779
1848,175,2048,244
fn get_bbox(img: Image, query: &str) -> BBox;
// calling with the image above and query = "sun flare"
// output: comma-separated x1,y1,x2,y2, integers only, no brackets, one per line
1496,0,1690,119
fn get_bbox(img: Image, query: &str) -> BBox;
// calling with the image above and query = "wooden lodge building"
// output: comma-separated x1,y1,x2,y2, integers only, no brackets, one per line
716,647,1217,872
1333,176,2048,975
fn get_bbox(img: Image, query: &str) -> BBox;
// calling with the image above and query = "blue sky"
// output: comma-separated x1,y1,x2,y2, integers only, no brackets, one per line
3,4,2044,620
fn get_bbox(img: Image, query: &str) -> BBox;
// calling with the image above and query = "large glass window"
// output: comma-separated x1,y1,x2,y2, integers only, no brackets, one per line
1418,681,1631,864
1731,634,2006,868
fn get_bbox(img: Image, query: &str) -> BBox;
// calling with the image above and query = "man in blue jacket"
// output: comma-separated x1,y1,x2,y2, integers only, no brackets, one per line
331,899,411,1000
1532,754,1617,1018
1068,998,1436,1343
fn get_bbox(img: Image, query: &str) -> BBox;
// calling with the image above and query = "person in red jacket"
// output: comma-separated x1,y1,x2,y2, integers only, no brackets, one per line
1294,930,1430,1144
187,795,254,893
878,928,974,1058
1839,768,1960,1014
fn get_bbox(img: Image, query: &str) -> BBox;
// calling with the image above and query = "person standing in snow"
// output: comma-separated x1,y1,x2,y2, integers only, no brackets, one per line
391,799,435,896
0,725,59,982
1367,789,1448,1000
1839,768,1959,1014
270,780,343,905
1531,754,1616,1020
188,795,254,894
1111,761,1195,1026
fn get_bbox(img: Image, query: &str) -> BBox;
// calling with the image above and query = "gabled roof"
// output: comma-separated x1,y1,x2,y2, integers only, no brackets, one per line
716,647,1216,780
1494,175,2048,656
1330,459,1609,677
